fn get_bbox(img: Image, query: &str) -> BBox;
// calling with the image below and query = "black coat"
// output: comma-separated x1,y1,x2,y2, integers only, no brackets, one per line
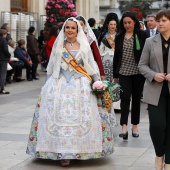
0,36,11,62
113,29,148,78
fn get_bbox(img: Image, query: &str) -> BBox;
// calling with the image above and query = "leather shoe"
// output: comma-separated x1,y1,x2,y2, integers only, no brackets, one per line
119,131,128,140
132,129,139,138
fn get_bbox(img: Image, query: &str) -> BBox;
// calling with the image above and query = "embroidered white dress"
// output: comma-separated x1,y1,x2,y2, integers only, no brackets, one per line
26,50,115,160
100,34,120,110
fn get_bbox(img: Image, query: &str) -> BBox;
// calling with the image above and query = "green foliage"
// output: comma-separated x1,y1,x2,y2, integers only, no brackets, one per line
117,0,155,19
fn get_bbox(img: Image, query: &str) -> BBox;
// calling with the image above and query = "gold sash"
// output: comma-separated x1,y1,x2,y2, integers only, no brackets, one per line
62,46,92,82
105,33,115,50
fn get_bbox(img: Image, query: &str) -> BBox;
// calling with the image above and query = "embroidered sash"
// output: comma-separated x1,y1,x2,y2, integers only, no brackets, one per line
105,33,115,50
62,46,92,82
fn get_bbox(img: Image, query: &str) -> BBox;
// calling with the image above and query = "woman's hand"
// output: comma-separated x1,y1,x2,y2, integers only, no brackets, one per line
113,78,119,84
165,73,170,82
101,76,105,80
154,73,166,82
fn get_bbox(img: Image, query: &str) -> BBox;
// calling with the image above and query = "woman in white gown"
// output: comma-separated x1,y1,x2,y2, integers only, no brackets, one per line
26,17,114,166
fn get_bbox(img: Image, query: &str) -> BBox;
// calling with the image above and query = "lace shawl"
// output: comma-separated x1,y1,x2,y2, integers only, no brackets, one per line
46,17,99,79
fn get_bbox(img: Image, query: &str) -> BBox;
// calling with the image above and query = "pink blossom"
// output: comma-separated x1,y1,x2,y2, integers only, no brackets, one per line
46,5,52,9
70,11,77,17
68,4,75,9
57,22,64,26
55,4,62,8
50,14,54,17
92,81,107,90
62,0,68,3
50,18,55,23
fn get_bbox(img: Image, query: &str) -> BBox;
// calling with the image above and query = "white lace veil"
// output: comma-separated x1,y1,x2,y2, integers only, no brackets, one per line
46,17,100,78
76,15,98,46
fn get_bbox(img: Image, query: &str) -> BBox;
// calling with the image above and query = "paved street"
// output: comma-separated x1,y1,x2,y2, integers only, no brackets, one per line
0,68,155,170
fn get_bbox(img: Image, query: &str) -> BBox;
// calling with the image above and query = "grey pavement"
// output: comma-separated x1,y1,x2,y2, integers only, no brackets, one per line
0,68,155,170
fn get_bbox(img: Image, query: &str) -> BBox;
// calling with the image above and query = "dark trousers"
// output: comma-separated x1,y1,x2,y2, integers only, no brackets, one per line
24,63,36,79
119,74,145,125
0,62,7,89
30,55,39,73
148,82,170,164
7,62,23,78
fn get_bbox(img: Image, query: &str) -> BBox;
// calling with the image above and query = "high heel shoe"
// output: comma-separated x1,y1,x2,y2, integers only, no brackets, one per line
119,131,128,140
155,156,164,170
132,128,139,138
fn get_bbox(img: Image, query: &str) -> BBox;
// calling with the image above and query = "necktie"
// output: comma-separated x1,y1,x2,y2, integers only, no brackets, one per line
151,30,155,36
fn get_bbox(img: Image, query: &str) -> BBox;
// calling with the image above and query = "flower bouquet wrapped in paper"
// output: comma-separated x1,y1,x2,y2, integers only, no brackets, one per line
91,80,121,113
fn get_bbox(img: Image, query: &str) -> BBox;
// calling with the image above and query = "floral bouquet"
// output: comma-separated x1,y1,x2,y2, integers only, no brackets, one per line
91,80,121,113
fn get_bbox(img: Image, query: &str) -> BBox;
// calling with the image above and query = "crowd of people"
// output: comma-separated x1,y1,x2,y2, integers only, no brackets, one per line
1,8,170,170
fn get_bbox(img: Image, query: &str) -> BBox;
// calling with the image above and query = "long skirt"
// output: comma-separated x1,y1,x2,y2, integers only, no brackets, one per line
26,75,115,160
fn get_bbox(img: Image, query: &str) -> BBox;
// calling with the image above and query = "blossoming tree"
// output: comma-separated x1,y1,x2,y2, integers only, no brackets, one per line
44,0,77,37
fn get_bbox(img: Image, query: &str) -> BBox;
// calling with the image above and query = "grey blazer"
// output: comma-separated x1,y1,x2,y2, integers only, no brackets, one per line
138,34,170,106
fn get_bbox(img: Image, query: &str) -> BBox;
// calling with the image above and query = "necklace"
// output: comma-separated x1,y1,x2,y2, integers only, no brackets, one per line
66,39,76,46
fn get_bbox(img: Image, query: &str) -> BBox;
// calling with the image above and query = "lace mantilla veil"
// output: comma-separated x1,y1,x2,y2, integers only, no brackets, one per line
76,15,98,46
46,17,100,79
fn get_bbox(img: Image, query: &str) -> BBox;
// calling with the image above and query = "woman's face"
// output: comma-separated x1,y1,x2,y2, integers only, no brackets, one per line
78,20,86,31
32,30,36,35
21,43,25,48
64,20,78,40
108,20,117,32
123,17,135,33
156,16,170,34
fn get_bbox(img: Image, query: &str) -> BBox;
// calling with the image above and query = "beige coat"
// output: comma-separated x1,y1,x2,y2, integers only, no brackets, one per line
138,34,170,106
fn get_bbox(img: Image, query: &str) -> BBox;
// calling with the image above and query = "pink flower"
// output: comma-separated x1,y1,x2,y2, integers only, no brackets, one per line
70,11,77,17
55,4,62,8
50,18,55,23
46,5,51,9
92,81,108,90
57,22,64,26
68,4,75,9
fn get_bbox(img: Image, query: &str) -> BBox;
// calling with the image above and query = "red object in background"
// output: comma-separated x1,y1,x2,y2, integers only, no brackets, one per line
128,7,143,20
46,35,57,59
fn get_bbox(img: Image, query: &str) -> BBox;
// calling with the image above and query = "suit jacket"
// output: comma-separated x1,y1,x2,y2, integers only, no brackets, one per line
145,28,159,37
113,29,148,78
138,34,170,106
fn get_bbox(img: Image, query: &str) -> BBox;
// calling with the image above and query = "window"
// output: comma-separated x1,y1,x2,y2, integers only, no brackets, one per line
11,0,28,12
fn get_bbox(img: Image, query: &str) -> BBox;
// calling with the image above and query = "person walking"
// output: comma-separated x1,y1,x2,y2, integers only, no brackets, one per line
0,29,11,94
76,15,105,80
113,11,148,140
99,12,119,82
139,9,170,170
26,17,114,167
98,12,120,111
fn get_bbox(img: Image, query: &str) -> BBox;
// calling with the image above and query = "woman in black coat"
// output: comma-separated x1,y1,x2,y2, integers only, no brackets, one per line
113,12,148,140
